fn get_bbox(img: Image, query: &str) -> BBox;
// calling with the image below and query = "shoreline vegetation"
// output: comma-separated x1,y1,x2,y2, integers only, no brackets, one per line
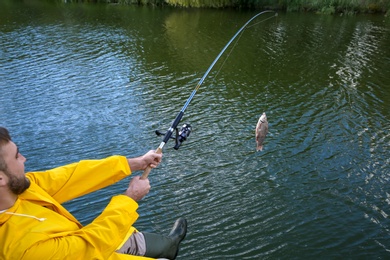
60,0,390,15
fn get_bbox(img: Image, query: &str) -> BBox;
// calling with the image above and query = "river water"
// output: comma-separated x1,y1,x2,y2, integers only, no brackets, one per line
1,1,389,259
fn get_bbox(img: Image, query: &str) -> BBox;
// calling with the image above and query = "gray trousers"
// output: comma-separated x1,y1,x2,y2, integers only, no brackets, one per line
116,231,146,255
116,232,168,260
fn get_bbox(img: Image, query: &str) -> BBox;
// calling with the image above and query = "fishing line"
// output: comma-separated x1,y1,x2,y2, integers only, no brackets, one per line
141,10,277,179
213,28,245,81
213,13,278,80
246,12,278,29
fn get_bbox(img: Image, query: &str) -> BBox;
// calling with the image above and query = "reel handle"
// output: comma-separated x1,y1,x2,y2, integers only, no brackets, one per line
140,147,163,180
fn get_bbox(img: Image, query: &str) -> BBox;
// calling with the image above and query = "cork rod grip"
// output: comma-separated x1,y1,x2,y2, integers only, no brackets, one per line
140,147,162,179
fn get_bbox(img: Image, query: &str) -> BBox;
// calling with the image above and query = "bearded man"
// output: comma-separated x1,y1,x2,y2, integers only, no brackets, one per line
0,127,187,260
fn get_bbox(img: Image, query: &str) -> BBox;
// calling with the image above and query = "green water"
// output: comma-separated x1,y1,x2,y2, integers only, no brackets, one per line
1,1,389,259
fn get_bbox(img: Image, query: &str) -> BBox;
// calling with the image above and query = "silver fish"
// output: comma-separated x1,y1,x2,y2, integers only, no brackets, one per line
256,112,268,151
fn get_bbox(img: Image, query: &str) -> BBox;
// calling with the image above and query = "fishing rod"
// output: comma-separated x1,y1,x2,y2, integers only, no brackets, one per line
141,10,276,179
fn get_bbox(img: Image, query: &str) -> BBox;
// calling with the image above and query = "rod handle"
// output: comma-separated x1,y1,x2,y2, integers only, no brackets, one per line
140,147,162,180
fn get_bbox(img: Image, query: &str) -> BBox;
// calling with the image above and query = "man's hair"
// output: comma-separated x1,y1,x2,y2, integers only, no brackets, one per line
0,127,11,171
0,127,11,144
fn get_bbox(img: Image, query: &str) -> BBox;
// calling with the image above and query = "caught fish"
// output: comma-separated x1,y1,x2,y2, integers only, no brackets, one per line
256,112,268,151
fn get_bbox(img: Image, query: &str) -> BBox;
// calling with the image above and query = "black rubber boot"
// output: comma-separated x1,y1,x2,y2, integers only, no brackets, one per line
143,218,187,259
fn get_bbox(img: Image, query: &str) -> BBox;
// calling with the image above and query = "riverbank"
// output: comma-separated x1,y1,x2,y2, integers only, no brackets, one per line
60,0,389,15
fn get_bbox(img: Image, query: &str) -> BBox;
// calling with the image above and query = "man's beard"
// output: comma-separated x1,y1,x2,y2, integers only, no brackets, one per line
5,170,30,195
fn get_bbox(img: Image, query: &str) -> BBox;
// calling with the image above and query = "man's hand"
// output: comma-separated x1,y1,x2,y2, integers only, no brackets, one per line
124,176,150,201
127,150,162,173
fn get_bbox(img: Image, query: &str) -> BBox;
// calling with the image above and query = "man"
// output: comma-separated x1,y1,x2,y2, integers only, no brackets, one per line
0,127,187,260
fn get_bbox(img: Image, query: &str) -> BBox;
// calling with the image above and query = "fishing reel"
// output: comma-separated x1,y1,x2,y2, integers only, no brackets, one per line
156,123,192,150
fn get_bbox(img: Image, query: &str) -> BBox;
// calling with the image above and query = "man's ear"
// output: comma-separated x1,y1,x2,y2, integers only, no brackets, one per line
0,171,7,187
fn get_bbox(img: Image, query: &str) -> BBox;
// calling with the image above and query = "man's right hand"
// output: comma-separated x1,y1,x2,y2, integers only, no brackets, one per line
124,176,151,201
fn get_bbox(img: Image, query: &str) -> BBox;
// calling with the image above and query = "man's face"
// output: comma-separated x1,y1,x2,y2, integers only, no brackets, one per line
0,141,30,194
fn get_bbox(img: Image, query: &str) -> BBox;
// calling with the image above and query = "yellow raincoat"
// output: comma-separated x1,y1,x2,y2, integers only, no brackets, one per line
0,155,155,260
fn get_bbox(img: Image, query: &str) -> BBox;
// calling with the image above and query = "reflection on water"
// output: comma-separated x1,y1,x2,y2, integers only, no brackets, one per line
1,2,390,259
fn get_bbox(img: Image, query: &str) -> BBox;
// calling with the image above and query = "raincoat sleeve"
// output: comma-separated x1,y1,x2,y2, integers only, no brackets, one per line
20,195,154,260
26,155,131,204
